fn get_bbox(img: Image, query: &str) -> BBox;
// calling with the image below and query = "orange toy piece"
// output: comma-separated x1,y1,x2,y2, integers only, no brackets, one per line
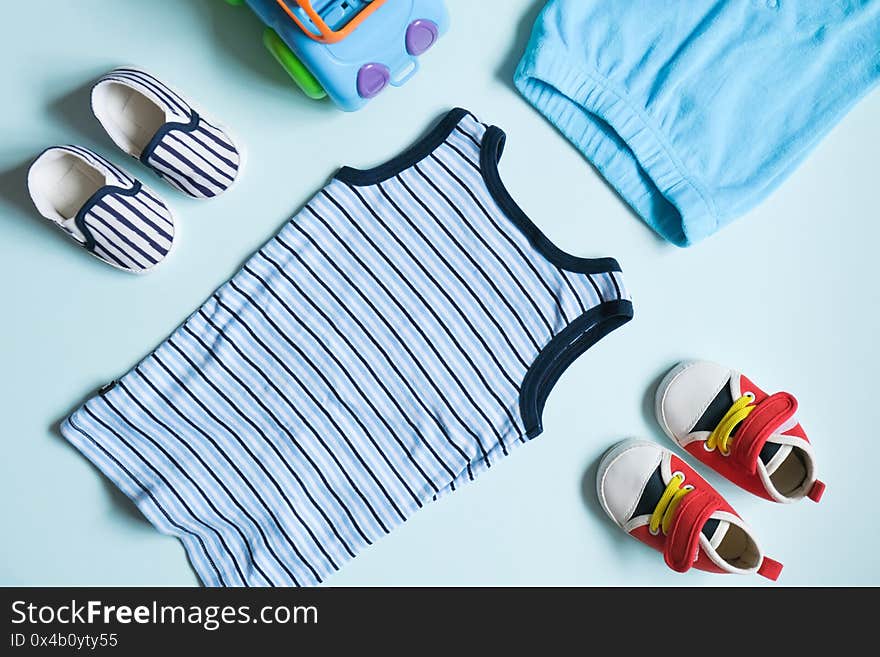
275,0,388,43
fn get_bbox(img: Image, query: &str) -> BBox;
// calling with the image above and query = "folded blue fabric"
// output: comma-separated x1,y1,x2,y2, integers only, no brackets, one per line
515,0,880,246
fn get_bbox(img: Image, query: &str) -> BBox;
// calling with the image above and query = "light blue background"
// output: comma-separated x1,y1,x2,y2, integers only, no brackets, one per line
1,0,877,586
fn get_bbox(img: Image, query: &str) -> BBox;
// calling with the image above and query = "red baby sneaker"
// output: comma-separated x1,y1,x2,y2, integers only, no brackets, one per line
597,440,783,580
655,361,825,504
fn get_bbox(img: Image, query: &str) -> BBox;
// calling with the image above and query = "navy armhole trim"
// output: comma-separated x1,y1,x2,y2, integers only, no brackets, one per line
335,107,472,186
480,125,622,275
139,110,200,165
520,299,633,438
74,181,143,252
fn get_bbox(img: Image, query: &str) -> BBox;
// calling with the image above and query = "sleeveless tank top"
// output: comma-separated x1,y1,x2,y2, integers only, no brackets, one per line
62,108,633,586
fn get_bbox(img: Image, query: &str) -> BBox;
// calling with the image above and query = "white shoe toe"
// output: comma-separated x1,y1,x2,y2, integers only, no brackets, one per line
656,361,731,443
596,440,663,527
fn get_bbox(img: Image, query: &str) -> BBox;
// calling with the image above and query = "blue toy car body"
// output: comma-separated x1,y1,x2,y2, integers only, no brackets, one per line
241,0,449,111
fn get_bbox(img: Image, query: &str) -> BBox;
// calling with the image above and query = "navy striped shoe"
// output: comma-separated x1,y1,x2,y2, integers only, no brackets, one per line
91,67,242,199
27,145,175,273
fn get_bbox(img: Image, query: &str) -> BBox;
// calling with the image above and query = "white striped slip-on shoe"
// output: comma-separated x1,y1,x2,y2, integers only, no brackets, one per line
27,145,175,274
90,67,242,199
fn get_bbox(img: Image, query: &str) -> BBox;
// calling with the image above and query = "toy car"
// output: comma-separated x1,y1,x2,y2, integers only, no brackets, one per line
227,0,449,111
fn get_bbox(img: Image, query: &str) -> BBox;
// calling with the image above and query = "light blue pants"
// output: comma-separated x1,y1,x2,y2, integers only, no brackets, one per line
515,0,880,246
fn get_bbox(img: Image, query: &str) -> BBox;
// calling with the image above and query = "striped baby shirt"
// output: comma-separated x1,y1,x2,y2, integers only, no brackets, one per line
62,108,633,586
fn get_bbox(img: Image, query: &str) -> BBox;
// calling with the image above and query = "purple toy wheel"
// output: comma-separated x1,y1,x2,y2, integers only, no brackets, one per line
406,19,439,56
357,63,390,98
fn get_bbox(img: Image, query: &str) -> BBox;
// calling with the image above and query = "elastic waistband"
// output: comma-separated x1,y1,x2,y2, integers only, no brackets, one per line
514,41,718,246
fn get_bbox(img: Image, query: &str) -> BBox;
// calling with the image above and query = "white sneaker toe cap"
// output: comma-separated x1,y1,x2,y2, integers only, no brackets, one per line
656,361,731,442
596,440,663,526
